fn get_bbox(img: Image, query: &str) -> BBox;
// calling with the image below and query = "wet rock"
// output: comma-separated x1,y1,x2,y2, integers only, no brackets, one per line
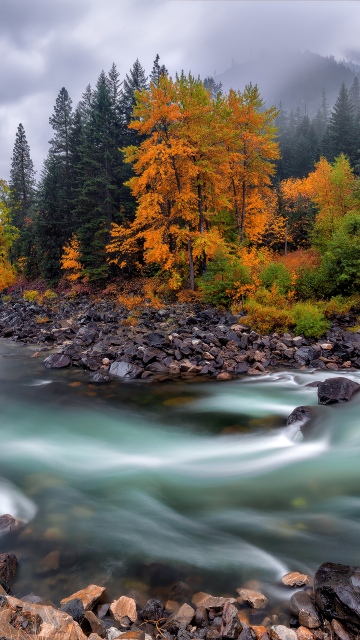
294,348,315,365
60,584,106,611
140,598,164,621
164,602,195,630
61,598,86,624
44,353,71,368
286,407,316,427
36,549,61,574
0,553,17,591
236,589,268,609
270,626,298,640
220,602,242,638
216,372,232,380
290,592,321,628
109,361,142,379
83,610,106,637
195,606,209,627
331,619,351,640
317,378,360,405
282,573,310,588
192,592,237,609
6,594,87,640
0,513,23,533
296,627,314,640
110,595,138,623
314,562,360,630
89,372,110,383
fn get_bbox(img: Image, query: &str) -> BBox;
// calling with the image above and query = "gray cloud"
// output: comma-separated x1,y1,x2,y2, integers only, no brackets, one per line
1,0,360,179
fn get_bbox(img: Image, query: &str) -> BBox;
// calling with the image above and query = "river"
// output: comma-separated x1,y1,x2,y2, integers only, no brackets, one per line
1,337,360,606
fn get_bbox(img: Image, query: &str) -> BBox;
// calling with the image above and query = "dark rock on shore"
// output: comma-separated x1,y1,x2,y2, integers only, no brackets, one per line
0,552,17,592
314,562,360,632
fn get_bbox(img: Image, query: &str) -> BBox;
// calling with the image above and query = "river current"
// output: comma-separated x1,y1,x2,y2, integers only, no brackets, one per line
1,337,360,605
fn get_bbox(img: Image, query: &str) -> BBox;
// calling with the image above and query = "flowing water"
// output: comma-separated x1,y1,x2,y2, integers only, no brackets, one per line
1,337,360,606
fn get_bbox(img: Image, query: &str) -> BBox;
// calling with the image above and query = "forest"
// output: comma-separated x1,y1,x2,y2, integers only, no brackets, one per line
1,55,360,339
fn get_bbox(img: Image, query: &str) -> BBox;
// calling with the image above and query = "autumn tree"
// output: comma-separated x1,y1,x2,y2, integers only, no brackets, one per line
0,180,18,290
224,84,280,243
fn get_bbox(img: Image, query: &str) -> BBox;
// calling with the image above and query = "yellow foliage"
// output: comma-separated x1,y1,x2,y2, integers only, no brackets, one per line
61,235,82,281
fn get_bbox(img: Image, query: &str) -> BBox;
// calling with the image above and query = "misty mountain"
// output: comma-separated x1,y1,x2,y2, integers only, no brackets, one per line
216,51,360,115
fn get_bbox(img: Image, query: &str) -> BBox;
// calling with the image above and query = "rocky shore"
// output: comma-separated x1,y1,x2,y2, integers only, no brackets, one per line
1,295,360,381
1,552,360,640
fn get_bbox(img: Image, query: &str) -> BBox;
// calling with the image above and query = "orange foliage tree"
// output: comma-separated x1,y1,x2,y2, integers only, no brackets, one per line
60,234,82,281
0,179,18,291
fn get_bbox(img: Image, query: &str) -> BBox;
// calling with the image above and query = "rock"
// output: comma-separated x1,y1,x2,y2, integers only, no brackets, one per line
36,549,61,574
147,332,168,348
140,598,164,621
164,602,195,629
317,377,360,405
294,348,315,365
290,591,320,628
6,594,87,640
220,602,242,638
216,372,232,380
236,589,268,609
116,632,145,640
331,619,352,640
0,513,23,533
88,634,104,640
195,606,209,627
270,626,298,640
192,592,237,609
89,372,110,383
60,584,106,611
295,627,314,640
314,562,360,630
109,361,142,379
0,552,17,591
61,598,86,624
110,595,138,623
84,610,106,637
44,353,71,368
281,572,310,588
286,407,315,427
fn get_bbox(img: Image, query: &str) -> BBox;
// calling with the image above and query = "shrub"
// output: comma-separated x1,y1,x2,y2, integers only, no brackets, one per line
243,290,293,334
43,289,58,302
259,262,292,295
197,251,252,307
291,302,330,338
23,290,40,303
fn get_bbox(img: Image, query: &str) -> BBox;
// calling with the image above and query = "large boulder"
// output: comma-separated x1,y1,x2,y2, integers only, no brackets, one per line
109,361,142,379
44,353,71,369
314,562,360,631
0,553,17,591
317,377,360,405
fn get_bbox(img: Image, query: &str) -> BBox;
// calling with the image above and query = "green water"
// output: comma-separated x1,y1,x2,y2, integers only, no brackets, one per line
1,338,360,606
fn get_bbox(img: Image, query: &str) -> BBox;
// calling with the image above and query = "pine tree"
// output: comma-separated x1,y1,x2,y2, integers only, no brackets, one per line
329,83,355,162
9,123,36,229
203,76,223,100
350,77,360,173
120,58,148,126
150,54,168,86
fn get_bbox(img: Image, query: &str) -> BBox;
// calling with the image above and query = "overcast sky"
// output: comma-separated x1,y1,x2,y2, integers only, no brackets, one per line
1,0,360,180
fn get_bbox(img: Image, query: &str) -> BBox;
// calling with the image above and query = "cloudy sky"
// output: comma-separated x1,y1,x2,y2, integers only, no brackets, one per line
1,0,360,180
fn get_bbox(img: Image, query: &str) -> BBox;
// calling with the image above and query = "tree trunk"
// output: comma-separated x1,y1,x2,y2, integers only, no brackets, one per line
240,180,246,243
188,237,195,291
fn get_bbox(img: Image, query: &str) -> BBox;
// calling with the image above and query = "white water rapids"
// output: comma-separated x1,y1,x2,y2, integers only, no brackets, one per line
1,338,360,600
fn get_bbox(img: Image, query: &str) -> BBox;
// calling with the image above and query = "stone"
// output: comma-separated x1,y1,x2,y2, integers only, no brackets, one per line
109,361,142,379
147,332,168,348
164,602,195,629
116,632,145,640
83,610,106,637
220,602,242,638
6,595,87,640
0,553,17,591
88,634,104,640
295,627,314,640
290,591,320,628
0,513,23,533
61,598,86,624
216,372,232,380
314,562,360,630
270,625,298,640
140,598,164,621
236,589,268,609
110,595,138,623
317,377,360,405
36,550,61,574
192,592,237,609
281,572,310,588
44,353,71,368
294,348,315,365
195,606,209,627
60,584,106,611
286,407,315,427
331,619,351,640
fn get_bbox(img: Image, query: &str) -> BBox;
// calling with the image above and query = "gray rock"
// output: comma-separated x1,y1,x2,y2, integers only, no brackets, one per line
270,626,298,640
290,591,320,628
0,552,17,591
314,562,360,630
44,353,71,368
220,602,242,638
317,377,360,405
109,361,142,379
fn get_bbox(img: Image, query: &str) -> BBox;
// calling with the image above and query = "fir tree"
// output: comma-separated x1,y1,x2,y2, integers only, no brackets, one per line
9,123,36,229
150,54,168,86
120,58,148,126
329,83,355,162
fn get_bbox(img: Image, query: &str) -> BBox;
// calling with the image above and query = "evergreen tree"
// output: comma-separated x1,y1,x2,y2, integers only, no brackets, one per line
120,58,148,126
203,76,223,99
150,54,168,86
9,123,36,229
328,83,355,162
74,70,129,283
350,77,360,173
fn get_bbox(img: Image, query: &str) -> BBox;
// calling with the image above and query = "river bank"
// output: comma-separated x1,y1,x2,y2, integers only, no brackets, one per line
1,295,360,381
0,553,359,640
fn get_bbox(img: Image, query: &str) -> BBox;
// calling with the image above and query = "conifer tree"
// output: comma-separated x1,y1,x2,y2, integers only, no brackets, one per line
150,54,168,86
120,58,148,127
329,83,355,162
9,123,36,229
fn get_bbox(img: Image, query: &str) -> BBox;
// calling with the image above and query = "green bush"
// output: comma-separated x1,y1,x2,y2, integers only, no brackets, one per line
291,302,330,338
197,251,252,307
259,262,292,295
23,290,40,303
